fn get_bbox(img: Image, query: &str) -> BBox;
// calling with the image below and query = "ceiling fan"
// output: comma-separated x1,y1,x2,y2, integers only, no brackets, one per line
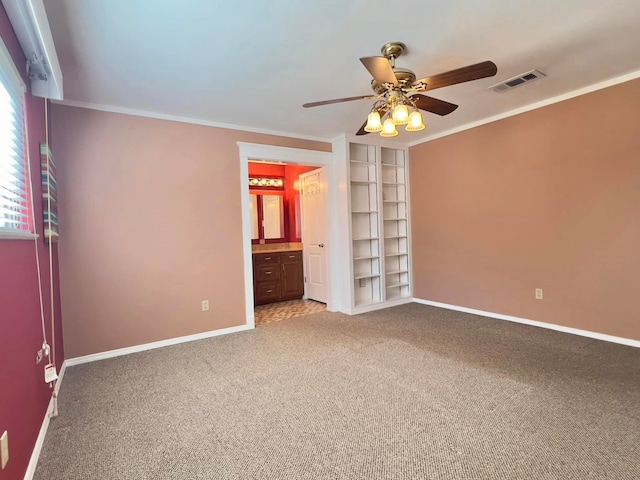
303,42,497,137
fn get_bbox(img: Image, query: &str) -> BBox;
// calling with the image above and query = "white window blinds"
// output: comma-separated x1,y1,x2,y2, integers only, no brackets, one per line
0,37,32,236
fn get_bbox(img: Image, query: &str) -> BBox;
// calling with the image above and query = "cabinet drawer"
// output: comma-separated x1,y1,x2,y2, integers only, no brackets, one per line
279,250,302,262
255,264,281,282
253,253,280,265
254,281,281,304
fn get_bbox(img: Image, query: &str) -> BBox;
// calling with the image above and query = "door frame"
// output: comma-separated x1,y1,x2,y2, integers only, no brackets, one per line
238,142,336,328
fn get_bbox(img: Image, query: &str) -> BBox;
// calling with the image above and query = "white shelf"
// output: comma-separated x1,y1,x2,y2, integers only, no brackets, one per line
354,255,379,260
353,237,378,241
382,182,402,186
381,164,405,169
385,270,408,275
384,235,407,239
353,298,379,308
385,253,408,257
351,180,377,185
386,282,410,289
352,210,378,214
350,159,375,164
354,273,381,280
383,200,406,204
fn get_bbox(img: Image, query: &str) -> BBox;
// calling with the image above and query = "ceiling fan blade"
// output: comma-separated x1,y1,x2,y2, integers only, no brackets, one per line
412,94,459,116
414,61,497,91
355,118,370,136
360,56,399,86
303,95,374,108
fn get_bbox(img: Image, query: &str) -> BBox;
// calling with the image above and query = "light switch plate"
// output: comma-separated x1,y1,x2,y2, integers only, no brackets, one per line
1,430,8,469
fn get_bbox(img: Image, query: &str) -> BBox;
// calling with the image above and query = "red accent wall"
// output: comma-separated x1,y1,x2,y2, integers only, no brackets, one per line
285,164,316,242
248,163,315,242
0,5,64,479
248,163,285,177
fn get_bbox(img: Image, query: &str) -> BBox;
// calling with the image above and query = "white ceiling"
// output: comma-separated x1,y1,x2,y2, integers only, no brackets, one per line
44,0,640,144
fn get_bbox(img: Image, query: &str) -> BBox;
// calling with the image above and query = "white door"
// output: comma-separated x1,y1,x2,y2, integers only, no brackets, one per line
300,168,327,303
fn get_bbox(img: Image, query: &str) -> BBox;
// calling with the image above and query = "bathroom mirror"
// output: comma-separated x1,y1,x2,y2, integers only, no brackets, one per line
250,194,285,241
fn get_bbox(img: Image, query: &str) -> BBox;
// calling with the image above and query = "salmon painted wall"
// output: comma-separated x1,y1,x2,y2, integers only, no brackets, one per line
50,104,330,358
409,78,640,341
0,4,64,479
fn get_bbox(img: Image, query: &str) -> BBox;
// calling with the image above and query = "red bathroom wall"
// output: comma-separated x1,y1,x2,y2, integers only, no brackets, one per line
247,163,315,242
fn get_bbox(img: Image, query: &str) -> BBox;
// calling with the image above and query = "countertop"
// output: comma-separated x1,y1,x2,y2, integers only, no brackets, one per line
252,242,303,254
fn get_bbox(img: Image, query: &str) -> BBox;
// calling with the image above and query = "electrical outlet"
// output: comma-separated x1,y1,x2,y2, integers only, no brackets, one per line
1,430,8,470
535,288,543,300
201,300,210,311
359,278,366,288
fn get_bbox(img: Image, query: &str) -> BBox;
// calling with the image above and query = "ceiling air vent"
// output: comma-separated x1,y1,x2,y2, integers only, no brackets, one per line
490,69,546,92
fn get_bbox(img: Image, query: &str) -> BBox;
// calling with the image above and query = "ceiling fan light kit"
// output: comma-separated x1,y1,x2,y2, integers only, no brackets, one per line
405,110,426,132
391,104,409,125
303,41,497,138
364,110,383,133
380,117,399,137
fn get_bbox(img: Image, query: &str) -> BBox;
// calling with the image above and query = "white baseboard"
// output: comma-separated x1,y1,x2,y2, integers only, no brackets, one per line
24,361,67,480
412,298,640,349
347,297,414,315
65,324,254,367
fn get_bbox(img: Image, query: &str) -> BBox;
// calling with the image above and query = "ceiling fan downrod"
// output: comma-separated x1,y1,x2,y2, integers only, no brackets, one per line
380,41,406,68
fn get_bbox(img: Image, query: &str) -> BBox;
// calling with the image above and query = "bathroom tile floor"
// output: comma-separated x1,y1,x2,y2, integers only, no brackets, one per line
254,299,327,326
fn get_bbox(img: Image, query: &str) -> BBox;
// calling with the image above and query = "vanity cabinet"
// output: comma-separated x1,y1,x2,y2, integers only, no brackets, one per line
253,251,304,305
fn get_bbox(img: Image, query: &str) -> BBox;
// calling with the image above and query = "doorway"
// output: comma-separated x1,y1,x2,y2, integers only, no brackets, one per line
238,142,336,328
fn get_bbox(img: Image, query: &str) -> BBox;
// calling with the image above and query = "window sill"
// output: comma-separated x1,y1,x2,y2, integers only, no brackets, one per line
0,231,39,240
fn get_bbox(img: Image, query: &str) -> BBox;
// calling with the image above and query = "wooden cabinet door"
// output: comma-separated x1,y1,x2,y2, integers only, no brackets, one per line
280,252,304,299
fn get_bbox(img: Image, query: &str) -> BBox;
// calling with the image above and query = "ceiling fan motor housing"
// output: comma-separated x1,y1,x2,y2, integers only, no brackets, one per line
371,67,417,94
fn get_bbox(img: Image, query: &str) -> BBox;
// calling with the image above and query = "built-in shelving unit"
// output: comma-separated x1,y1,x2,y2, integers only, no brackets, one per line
342,138,411,312
349,143,381,308
380,147,410,302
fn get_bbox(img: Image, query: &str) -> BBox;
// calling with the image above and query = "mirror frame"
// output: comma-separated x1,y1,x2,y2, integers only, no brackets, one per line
250,193,286,243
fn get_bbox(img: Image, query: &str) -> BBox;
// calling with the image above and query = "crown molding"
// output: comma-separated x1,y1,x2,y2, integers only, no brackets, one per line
52,99,333,144
407,69,640,147
51,68,640,148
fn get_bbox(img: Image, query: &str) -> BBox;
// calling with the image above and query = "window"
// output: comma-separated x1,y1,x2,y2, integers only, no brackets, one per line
0,37,32,237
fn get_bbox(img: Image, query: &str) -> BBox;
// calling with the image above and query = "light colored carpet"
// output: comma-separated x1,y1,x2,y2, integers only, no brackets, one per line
34,303,640,479
254,298,326,325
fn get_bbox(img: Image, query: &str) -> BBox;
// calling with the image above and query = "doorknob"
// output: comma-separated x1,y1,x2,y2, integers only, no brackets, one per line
318,243,324,248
